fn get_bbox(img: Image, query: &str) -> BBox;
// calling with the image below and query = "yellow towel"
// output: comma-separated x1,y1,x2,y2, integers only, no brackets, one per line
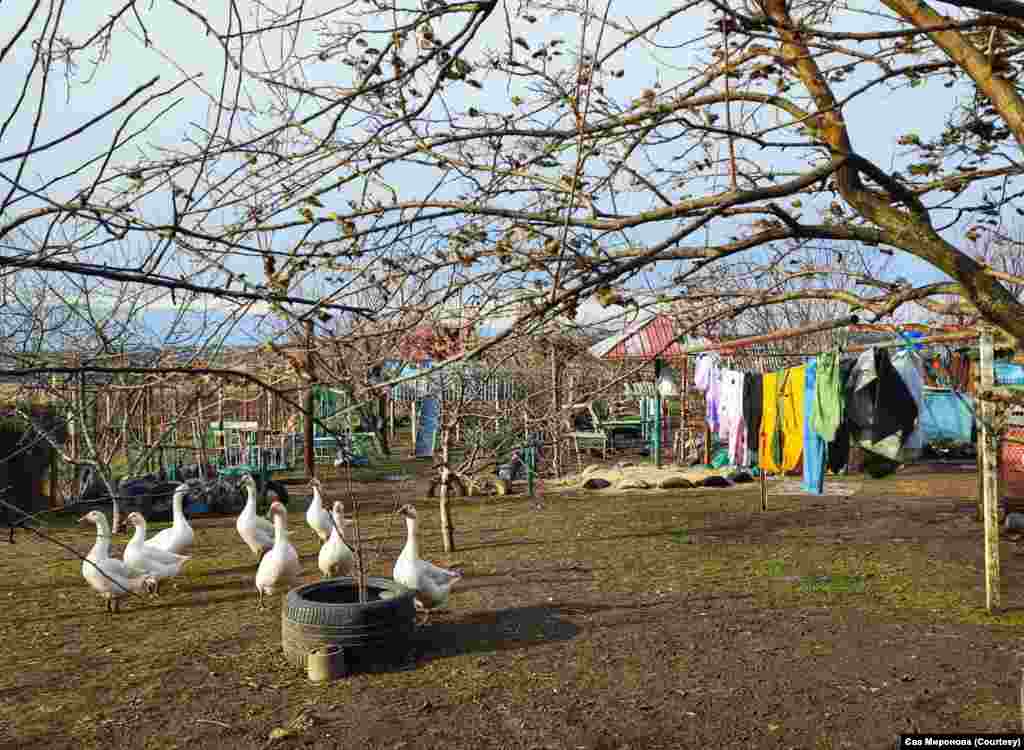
780,365,805,472
759,367,805,473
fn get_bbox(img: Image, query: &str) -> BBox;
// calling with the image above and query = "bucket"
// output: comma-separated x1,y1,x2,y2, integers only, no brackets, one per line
307,645,346,683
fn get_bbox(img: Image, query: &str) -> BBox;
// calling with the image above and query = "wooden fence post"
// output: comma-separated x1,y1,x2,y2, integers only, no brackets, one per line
980,327,1000,614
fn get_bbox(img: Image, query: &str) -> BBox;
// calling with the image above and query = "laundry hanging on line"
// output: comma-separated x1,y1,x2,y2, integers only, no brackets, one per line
689,344,927,479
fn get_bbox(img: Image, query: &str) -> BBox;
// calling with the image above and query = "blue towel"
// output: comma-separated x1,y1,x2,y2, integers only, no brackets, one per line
802,360,826,494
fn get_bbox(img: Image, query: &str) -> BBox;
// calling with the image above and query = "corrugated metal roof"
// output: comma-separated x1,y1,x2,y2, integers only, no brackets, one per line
590,314,699,360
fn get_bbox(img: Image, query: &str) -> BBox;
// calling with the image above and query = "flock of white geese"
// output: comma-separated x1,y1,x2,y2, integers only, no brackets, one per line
79,474,463,614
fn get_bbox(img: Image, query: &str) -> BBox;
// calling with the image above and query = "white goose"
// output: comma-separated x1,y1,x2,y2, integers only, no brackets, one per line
79,510,157,613
255,501,302,608
123,512,191,593
393,504,463,612
236,473,275,562
305,478,332,544
146,483,195,555
318,500,355,579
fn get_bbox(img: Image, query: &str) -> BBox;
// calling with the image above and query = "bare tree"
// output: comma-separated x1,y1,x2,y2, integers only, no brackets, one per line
9,0,1024,527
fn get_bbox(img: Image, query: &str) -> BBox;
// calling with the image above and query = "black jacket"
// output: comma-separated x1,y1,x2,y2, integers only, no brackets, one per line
846,348,918,446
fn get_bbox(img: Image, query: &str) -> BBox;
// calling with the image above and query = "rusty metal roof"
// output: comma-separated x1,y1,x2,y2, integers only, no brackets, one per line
590,314,699,360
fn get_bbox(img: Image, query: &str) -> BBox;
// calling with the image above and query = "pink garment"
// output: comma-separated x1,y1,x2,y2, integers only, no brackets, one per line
717,368,737,439
721,370,747,465
693,353,721,433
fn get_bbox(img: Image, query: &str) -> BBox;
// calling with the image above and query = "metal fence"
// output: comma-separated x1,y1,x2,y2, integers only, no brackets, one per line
390,371,526,403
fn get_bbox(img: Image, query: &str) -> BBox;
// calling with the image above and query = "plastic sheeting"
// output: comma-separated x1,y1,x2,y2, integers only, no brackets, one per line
919,389,974,444
996,361,1024,386
891,350,925,460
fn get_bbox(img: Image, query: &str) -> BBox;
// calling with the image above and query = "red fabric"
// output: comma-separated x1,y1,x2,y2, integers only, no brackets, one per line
397,325,471,361
1001,427,1024,499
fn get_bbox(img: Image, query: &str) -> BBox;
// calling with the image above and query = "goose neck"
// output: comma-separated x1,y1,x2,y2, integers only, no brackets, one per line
404,516,418,558
129,521,146,547
172,490,186,521
91,518,112,558
273,510,288,544
242,486,258,515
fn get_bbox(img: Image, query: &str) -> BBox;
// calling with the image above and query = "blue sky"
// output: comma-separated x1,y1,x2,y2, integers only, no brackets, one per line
0,1,994,346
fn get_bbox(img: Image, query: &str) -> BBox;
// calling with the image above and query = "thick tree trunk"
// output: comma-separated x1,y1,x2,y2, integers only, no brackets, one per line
551,343,562,478
763,0,1024,348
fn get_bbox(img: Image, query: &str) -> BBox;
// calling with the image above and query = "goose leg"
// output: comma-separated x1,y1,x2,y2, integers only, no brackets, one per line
256,589,264,610
105,599,112,614
113,598,121,614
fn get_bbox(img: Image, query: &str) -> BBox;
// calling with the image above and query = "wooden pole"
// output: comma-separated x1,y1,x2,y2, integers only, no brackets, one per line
678,356,689,465
388,398,395,444
48,446,58,508
377,391,390,455
1019,667,1024,733
846,328,1013,354
653,357,663,468
439,425,455,552
666,315,860,360
75,368,86,463
196,392,208,468
304,319,316,480
410,399,418,455
980,327,1000,613
172,387,179,446
552,342,563,477
145,385,153,470
760,466,768,511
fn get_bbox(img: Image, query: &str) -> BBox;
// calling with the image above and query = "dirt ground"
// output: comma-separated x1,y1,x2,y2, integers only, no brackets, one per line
4,459,1024,749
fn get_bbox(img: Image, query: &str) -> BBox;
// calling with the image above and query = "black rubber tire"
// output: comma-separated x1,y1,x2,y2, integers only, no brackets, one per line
281,577,416,671
210,481,245,514
265,480,289,507
701,475,731,488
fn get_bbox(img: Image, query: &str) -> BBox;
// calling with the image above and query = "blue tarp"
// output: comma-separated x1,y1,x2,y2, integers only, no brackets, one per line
919,389,974,444
414,396,439,458
996,361,1024,386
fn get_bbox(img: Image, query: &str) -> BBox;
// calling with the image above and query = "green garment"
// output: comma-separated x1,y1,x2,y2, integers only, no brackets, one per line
809,351,842,442
710,447,731,469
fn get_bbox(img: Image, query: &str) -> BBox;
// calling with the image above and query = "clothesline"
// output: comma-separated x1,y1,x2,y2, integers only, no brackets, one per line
845,329,1011,353
664,315,861,359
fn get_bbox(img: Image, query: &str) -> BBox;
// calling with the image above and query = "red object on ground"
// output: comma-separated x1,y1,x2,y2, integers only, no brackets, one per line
1001,427,1024,499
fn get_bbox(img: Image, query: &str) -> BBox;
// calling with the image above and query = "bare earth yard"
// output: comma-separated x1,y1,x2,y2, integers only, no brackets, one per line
3,462,1024,749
